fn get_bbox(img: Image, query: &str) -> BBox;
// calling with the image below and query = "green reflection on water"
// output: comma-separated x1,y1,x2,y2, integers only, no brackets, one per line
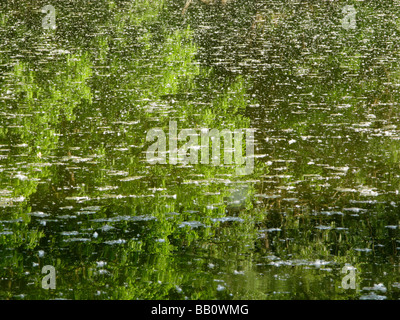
1,0,400,300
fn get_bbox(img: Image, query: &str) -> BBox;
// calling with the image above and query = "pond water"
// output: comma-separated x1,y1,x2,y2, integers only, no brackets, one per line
1,0,400,300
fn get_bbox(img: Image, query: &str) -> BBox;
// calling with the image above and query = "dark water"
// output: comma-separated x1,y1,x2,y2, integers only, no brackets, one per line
1,0,400,300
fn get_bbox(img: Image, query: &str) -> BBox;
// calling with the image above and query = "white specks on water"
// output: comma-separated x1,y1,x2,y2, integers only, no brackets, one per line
233,270,244,275
315,225,332,230
211,217,244,223
354,248,373,252
320,211,344,216
357,185,379,197
216,285,226,291
14,173,28,181
98,269,110,275
313,260,330,268
100,224,115,232
2,1,400,301
268,259,332,268
65,196,90,202
104,239,126,245
119,176,144,182
60,231,79,236
178,221,207,229
360,293,387,300
96,261,107,268
260,228,281,233
97,186,119,192
0,231,13,235
11,196,25,202
50,49,71,55
343,207,367,213
363,283,387,293
175,286,183,293
63,238,91,242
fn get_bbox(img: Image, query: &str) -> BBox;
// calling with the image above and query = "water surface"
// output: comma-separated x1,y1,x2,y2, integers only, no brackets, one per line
1,0,400,300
